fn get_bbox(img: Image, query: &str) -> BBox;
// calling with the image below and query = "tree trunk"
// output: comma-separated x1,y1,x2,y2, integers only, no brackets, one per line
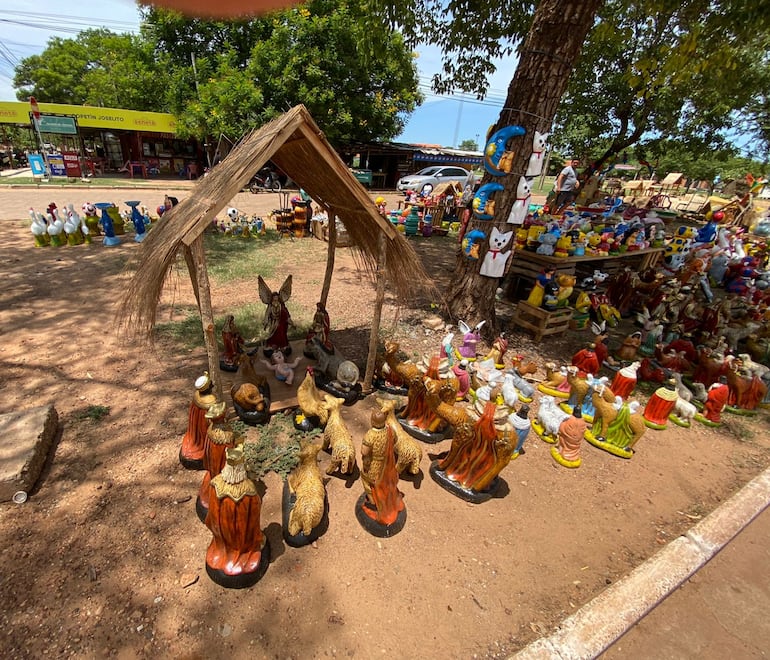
447,0,603,336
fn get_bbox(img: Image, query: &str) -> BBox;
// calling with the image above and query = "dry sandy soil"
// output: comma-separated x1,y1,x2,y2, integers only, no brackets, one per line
0,184,769,659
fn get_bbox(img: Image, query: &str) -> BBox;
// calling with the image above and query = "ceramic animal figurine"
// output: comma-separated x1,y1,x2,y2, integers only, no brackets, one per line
262,350,302,385
295,366,330,429
356,410,406,535
538,363,569,396
532,395,571,444
585,400,647,458
230,354,271,426
285,441,327,543
588,382,623,440
29,209,49,247
506,176,532,225
526,131,549,177
258,274,294,357
376,398,423,476
669,397,697,428
204,446,270,588
457,320,485,359
322,395,357,475
484,124,526,175
479,227,513,278
473,182,504,219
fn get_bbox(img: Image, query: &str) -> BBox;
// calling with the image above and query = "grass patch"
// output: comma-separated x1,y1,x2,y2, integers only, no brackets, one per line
154,300,314,349
203,231,282,284
74,405,111,422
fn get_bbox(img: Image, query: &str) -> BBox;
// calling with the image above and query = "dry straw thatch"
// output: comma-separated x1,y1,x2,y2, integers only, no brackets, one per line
116,104,433,340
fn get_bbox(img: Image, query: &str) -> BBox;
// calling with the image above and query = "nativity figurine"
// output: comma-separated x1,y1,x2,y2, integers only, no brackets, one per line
259,274,294,357
262,350,302,386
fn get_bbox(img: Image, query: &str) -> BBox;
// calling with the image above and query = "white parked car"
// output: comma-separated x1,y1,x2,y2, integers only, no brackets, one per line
396,165,474,194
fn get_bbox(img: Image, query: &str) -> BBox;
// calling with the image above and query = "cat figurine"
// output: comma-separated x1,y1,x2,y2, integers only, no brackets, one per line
479,226,513,278
526,131,549,177
507,177,532,225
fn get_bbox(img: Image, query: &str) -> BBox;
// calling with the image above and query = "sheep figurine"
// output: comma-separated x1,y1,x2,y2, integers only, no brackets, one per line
533,395,571,444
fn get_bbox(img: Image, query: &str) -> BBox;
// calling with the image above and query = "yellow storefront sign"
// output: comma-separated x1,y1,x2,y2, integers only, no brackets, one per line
0,101,176,133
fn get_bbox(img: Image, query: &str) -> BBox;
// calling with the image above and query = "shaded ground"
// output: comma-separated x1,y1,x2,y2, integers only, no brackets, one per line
0,186,769,659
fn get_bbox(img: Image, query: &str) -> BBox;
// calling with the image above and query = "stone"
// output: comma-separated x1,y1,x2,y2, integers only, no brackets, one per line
421,316,444,331
0,405,58,502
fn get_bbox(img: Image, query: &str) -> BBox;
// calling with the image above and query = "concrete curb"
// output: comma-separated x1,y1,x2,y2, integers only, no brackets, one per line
511,467,770,659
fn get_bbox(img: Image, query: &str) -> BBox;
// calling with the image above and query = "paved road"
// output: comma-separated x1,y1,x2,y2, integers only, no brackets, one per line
601,505,770,659
513,469,770,659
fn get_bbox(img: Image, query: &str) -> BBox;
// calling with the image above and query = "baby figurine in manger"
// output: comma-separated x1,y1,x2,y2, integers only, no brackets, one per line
262,350,302,385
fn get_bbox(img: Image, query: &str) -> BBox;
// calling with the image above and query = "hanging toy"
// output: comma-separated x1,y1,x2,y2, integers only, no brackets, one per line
506,177,533,224
473,182,504,220
479,227,513,278
484,125,526,176
525,131,549,177
462,229,487,260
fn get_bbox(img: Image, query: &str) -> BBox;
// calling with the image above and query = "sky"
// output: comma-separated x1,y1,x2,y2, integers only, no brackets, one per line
0,1,516,149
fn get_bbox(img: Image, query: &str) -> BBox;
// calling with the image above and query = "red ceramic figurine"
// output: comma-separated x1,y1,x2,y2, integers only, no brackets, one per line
259,274,294,357
204,446,270,588
180,372,217,470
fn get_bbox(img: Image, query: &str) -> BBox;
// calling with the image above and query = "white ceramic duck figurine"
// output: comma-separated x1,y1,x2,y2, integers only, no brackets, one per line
46,212,64,246
29,209,49,247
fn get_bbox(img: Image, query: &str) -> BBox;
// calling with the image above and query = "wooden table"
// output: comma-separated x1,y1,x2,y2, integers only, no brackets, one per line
505,247,665,301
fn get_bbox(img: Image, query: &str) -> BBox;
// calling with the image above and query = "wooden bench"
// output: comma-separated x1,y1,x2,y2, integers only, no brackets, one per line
510,301,573,342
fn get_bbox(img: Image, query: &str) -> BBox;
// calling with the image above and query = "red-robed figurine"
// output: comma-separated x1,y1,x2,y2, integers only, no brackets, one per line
259,274,294,357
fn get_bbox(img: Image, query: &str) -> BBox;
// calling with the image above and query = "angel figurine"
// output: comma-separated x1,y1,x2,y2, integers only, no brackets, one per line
259,275,294,357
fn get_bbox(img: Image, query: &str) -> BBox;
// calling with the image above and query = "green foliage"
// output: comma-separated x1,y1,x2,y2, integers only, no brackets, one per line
368,0,533,98
242,411,322,480
74,405,111,422
165,0,422,143
13,29,169,110
554,0,770,171
458,139,479,151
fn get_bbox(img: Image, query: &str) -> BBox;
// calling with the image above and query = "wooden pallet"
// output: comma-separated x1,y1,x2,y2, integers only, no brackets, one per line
510,301,573,342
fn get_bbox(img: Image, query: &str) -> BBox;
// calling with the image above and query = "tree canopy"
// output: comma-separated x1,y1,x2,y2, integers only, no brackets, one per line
372,0,770,170
162,0,422,143
13,29,169,111
11,1,422,147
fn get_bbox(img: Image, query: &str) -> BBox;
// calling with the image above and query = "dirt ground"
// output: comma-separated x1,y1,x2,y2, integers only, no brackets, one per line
1,184,769,659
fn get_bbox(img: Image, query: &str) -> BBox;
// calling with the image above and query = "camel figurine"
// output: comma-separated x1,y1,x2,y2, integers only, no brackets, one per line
584,382,622,441
559,366,590,415
585,400,647,458
537,363,571,399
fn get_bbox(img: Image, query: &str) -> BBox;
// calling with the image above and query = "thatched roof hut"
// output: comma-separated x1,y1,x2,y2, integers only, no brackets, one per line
116,104,431,395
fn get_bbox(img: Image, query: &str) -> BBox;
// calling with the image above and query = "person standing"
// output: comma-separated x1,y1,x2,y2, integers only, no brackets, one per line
554,158,581,214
